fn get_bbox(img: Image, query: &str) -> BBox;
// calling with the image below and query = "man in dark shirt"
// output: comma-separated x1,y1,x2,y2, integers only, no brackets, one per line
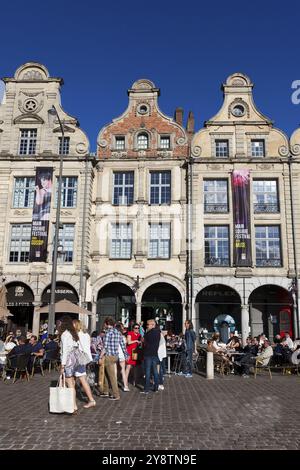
8,336,32,368
28,335,44,371
141,319,160,394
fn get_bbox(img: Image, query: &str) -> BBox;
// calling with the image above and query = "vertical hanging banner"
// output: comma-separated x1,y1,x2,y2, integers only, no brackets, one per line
29,167,53,262
232,169,252,266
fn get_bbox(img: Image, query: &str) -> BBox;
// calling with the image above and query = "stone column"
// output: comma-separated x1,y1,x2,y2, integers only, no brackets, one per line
241,304,250,346
206,352,214,380
136,301,141,323
32,305,41,337
90,301,97,332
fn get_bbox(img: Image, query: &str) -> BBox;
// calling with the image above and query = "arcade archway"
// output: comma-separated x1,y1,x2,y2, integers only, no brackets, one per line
96,283,136,329
5,282,34,333
196,284,241,341
249,285,293,340
141,283,182,334
41,282,79,324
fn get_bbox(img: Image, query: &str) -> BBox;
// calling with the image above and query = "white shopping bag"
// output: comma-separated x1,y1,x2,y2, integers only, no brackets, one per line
49,374,75,414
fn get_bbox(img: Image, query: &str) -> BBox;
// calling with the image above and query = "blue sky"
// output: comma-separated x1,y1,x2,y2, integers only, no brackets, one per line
1,0,300,151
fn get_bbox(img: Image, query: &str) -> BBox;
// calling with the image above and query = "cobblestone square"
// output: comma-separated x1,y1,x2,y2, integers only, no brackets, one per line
0,371,299,450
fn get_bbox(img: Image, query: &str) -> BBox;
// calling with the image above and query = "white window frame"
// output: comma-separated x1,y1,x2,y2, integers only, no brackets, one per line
115,136,126,150
113,172,134,205
58,137,70,155
204,225,230,266
215,140,229,158
160,135,171,150
149,171,171,205
110,223,132,259
55,177,78,208
137,133,149,150
53,223,75,263
9,223,31,263
13,177,35,208
148,223,171,259
255,225,281,267
19,129,37,155
253,179,279,213
251,140,265,157
203,179,228,213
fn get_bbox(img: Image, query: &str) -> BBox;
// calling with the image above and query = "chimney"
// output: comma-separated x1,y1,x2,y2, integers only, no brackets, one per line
186,111,195,134
174,107,183,126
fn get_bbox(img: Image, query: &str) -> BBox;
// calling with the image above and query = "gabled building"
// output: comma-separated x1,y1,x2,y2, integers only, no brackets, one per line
91,79,192,332
0,62,93,335
191,72,299,342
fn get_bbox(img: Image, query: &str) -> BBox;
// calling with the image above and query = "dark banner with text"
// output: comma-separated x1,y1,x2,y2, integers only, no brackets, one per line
232,169,251,266
29,167,53,262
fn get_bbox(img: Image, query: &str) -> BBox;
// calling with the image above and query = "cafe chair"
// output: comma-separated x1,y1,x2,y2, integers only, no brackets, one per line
31,355,45,378
254,356,272,379
3,354,31,383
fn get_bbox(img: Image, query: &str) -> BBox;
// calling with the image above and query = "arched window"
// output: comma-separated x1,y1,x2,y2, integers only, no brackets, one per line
137,133,148,150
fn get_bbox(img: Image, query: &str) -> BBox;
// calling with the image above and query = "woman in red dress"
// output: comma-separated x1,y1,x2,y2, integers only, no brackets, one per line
125,323,141,388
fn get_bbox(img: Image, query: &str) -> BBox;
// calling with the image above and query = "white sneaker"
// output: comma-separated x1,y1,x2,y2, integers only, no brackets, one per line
158,385,164,390
123,387,130,392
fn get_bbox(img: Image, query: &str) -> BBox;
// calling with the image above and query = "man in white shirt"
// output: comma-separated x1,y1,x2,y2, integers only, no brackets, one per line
284,332,294,350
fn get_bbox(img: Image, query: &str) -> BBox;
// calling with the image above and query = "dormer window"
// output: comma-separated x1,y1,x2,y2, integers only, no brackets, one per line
115,136,125,150
251,140,265,157
160,136,170,149
59,137,70,155
137,132,149,150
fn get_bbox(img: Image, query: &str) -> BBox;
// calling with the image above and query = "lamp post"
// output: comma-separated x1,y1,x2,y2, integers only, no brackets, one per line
48,105,64,335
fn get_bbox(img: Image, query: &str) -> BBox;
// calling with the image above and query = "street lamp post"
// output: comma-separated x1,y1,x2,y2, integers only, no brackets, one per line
48,105,64,335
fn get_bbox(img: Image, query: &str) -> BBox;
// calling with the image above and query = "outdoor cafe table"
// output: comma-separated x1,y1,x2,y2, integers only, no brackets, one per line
166,350,178,374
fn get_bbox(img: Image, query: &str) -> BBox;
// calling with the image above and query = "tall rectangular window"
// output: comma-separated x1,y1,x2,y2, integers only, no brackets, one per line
148,223,170,259
56,177,78,208
204,226,229,266
160,136,170,149
58,137,70,155
255,225,281,267
253,180,279,213
19,129,37,155
204,179,228,213
115,136,125,150
53,223,75,263
215,140,229,157
113,172,134,205
150,171,171,205
9,224,31,262
13,177,35,208
110,223,132,259
251,140,265,157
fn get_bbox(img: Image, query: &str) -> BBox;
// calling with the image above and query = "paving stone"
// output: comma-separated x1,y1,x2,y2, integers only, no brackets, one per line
1,371,300,449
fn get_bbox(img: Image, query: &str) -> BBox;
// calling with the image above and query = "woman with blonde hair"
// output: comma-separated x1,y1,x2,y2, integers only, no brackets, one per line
59,316,95,412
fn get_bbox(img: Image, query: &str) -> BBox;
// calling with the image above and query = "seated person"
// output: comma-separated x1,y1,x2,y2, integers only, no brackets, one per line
211,332,226,351
207,339,232,367
28,335,44,370
237,339,272,377
166,333,178,350
45,335,59,353
7,336,32,368
226,335,242,351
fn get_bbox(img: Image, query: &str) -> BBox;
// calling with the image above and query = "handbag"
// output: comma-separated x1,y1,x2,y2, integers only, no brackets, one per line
49,374,75,414
72,346,91,367
131,348,138,361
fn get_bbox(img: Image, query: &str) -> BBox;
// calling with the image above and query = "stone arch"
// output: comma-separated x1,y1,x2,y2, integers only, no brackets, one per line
245,277,291,304
92,273,137,302
137,273,185,304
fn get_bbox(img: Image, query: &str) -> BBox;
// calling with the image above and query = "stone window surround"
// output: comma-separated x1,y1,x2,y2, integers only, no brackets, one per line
111,134,127,151
210,132,233,158
109,168,137,205
246,132,268,158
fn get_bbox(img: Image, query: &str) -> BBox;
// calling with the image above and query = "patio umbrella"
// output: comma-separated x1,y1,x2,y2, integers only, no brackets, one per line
36,298,92,316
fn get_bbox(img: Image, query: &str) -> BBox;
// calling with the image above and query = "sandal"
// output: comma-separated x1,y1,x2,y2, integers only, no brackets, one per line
83,400,96,409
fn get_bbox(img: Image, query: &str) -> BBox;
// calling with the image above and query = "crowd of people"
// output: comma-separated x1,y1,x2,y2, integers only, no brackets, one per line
0,317,197,413
205,331,300,377
1,320,299,414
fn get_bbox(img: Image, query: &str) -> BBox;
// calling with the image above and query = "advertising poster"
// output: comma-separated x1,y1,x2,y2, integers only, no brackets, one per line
232,169,252,266
29,167,53,262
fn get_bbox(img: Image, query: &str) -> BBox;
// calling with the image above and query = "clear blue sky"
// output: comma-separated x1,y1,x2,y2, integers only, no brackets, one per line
1,0,300,151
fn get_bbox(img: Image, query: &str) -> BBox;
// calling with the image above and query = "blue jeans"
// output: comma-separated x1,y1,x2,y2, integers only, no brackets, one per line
144,355,159,392
158,358,166,385
183,349,193,374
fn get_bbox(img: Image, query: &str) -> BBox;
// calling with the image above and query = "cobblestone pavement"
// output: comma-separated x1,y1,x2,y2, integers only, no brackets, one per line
0,370,300,450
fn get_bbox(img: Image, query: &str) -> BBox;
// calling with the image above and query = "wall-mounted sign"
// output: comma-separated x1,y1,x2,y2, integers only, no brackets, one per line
29,167,53,262
232,169,252,266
